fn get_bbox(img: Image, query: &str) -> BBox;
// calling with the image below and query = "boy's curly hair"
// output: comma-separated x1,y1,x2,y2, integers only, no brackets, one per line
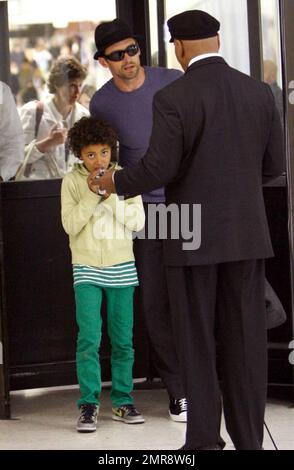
47,56,87,94
67,116,118,160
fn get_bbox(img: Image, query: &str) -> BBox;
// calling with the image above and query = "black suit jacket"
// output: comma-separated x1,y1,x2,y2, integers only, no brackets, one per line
115,57,284,266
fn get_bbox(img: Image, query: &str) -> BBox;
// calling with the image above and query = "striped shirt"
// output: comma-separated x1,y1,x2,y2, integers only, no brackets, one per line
73,262,139,288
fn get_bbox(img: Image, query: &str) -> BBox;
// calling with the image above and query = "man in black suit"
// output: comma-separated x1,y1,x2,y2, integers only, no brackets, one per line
91,10,284,450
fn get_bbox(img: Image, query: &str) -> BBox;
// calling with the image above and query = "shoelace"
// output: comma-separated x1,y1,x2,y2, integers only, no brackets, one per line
80,404,97,422
178,398,187,412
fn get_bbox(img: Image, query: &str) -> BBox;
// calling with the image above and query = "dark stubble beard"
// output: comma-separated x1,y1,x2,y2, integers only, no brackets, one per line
118,62,141,81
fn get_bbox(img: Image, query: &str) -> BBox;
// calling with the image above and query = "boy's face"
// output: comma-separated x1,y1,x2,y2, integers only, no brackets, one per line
80,143,112,173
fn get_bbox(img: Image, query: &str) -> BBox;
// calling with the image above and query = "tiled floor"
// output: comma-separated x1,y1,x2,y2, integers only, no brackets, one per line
0,385,293,450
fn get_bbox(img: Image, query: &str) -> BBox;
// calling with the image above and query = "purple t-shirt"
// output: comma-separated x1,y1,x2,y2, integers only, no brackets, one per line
90,66,182,202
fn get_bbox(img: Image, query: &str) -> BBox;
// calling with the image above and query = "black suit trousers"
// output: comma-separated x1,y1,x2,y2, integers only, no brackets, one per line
166,259,267,450
133,203,184,399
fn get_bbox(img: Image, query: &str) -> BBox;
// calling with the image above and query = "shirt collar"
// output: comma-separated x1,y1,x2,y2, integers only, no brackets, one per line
188,53,222,68
47,95,75,127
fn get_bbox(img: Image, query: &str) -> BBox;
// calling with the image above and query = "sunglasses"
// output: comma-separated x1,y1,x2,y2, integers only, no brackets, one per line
103,44,139,62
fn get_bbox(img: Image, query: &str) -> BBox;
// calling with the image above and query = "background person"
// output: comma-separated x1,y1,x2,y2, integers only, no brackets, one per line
19,56,88,179
0,81,24,181
90,18,187,422
263,59,284,126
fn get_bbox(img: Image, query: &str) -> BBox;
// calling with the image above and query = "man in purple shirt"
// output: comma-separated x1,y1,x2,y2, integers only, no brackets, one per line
90,19,186,421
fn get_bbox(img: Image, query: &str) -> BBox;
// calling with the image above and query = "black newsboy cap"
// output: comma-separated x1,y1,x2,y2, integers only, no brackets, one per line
93,18,140,60
167,10,220,43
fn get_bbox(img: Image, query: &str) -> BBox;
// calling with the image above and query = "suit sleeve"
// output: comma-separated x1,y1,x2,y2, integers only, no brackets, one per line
114,89,184,198
262,86,285,184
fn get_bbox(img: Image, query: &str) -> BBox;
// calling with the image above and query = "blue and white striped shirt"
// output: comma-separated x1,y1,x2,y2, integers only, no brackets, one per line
73,262,138,288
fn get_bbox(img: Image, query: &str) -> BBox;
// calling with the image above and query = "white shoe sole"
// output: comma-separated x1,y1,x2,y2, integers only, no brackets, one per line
77,405,99,432
169,411,187,423
112,415,145,424
76,425,97,432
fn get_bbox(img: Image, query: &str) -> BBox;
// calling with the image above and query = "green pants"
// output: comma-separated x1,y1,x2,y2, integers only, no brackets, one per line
74,283,135,408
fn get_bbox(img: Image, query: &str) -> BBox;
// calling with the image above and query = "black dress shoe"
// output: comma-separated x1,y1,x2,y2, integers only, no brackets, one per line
197,445,223,450
180,444,224,450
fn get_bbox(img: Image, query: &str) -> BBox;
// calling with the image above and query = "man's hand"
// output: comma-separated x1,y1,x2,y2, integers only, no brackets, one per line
90,169,117,195
87,168,101,195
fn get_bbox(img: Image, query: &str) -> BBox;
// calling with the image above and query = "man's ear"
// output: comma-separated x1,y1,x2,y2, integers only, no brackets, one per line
175,39,184,59
98,57,109,69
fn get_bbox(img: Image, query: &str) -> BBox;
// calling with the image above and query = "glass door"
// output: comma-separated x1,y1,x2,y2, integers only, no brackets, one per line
163,0,250,75
8,0,117,107
260,0,284,128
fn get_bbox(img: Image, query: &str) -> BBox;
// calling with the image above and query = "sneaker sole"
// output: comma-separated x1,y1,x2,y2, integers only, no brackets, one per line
169,411,187,423
76,426,97,433
112,415,145,424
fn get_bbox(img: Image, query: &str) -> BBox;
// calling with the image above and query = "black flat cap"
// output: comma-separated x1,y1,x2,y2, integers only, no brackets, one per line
93,19,140,60
167,10,220,43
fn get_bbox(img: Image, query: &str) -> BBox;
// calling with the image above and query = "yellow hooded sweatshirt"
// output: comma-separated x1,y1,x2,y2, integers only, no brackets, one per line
61,163,145,268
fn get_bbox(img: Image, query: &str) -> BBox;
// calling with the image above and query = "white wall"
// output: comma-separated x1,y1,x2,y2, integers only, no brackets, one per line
8,0,116,26
164,0,250,75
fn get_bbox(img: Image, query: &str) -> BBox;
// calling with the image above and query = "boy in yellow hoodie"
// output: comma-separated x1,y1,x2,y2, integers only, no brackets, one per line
61,116,145,432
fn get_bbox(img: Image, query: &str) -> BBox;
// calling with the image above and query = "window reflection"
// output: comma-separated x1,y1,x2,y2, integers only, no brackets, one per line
8,0,117,181
260,0,284,127
263,60,283,125
9,1,116,107
164,0,250,75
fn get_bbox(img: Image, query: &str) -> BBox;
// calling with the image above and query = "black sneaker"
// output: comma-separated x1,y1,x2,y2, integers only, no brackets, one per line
112,404,145,424
169,397,187,422
76,403,99,432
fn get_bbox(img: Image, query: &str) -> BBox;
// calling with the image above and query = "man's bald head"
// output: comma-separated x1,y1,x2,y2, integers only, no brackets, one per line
167,10,221,71
174,35,220,71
